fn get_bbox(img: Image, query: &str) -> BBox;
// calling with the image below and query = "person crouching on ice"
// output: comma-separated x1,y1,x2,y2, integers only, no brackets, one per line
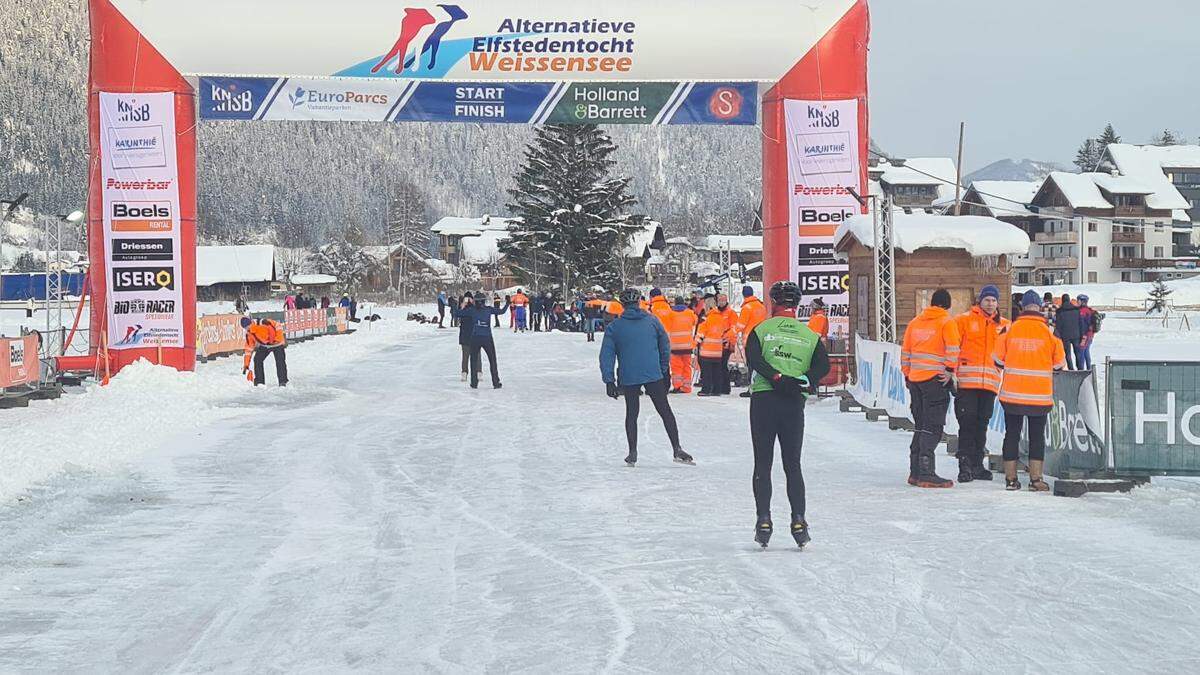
242,316,288,387
600,288,694,468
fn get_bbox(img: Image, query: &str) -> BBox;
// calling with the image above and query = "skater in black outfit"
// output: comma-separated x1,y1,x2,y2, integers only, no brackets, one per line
600,288,694,467
744,281,830,548
455,292,508,389
452,294,480,381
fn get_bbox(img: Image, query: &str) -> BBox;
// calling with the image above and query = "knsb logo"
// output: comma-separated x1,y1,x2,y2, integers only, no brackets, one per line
111,201,173,232
116,98,152,123
708,87,743,120
113,267,175,293
371,4,469,75
210,82,255,114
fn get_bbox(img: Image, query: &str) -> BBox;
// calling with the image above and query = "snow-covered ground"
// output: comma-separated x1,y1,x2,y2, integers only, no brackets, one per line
1031,275,1200,308
3,307,1200,670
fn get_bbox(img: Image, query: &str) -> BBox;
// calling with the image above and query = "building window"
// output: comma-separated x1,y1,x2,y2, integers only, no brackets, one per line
1088,272,1098,283
1121,272,1132,282
1088,222,1098,232
1113,194,1142,207
1154,246,1165,258
1088,246,1098,258
1017,272,1030,285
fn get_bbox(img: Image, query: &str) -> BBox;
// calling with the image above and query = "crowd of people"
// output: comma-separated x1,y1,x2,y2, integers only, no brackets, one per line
1010,291,1102,371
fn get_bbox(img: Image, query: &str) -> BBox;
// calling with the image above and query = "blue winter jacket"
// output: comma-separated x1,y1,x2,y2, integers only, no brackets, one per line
599,307,671,386
453,302,509,339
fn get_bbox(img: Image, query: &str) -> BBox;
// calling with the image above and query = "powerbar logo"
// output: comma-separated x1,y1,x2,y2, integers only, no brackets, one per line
113,267,175,292
106,178,173,191
114,299,176,315
793,185,854,197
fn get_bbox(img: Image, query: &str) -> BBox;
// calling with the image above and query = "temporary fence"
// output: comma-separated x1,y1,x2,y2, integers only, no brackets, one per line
196,307,351,360
1107,359,1200,476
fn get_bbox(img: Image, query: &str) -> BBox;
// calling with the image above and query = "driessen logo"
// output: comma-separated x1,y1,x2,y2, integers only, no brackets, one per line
111,201,173,232
116,98,152,123
372,4,469,74
288,86,390,110
113,267,175,293
210,82,255,113
113,238,174,262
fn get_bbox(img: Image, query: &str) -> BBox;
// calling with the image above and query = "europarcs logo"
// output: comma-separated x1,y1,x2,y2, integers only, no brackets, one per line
289,86,390,109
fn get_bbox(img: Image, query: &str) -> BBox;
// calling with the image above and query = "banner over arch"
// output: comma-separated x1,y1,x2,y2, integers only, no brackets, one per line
87,0,869,373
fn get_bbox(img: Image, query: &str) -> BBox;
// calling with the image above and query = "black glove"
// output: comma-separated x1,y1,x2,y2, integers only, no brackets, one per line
606,382,620,399
771,375,804,396
242,367,248,375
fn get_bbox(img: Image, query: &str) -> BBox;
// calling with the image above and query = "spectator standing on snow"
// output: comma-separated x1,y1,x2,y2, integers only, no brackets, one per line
436,291,447,328
452,294,480,381
994,290,1066,491
492,293,502,328
321,296,331,309
1042,292,1057,326
600,288,694,467
1078,294,1097,370
713,294,738,395
952,285,1008,483
235,296,249,315
901,288,961,489
1054,293,1082,370
284,294,297,310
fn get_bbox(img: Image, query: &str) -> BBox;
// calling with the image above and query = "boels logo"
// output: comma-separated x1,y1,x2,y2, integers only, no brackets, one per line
111,201,173,232
371,5,468,74
113,267,175,293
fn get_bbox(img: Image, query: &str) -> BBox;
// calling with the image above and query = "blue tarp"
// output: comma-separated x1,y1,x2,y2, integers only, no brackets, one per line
0,273,86,301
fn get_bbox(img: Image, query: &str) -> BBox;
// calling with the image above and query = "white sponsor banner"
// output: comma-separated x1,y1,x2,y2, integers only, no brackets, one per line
108,0,857,82
785,98,859,341
99,92,184,350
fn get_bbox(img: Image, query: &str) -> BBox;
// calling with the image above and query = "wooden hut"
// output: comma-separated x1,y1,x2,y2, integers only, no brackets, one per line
835,213,1030,341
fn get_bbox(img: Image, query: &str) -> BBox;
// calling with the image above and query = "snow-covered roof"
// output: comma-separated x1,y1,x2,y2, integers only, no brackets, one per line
1103,144,1195,211
703,235,763,252
835,214,1030,257
459,229,511,264
431,215,518,236
290,273,338,285
1041,172,1113,210
967,180,1040,218
423,258,456,280
625,221,666,258
196,245,275,286
1092,173,1155,195
878,158,959,201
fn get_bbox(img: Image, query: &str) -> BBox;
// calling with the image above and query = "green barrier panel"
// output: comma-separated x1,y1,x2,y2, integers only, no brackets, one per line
1107,360,1200,476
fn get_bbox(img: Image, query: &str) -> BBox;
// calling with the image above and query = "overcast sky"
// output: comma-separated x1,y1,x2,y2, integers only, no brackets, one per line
869,0,1198,173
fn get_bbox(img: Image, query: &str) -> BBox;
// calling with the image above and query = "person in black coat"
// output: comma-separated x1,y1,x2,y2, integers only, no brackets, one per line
1054,294,1083,370
454,295,478,381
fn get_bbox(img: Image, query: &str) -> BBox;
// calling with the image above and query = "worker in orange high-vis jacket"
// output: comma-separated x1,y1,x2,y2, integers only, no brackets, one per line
952,284,1010,483
242,316,288,386
994,290,1067,492
900,289,961,488
511,289,530,332
648,288,672,325
696,302,734,396
712,294,738,394
665,296,699,393
807,298,830,339
737,285,768,398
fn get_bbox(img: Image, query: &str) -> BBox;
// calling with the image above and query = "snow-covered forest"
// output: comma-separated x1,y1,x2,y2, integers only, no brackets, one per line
0,0,761,248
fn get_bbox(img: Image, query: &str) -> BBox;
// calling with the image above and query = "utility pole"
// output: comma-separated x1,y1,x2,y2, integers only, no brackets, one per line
953,122,965,216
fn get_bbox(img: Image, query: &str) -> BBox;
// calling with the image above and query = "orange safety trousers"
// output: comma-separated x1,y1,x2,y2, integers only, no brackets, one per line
670,354,694,393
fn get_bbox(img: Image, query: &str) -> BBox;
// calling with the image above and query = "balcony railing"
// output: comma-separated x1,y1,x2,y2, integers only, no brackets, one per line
1110,257,1171,269
1034,257,1077,269
1111,231,1145,243
1114,205,1147,217
1034,230,1077,243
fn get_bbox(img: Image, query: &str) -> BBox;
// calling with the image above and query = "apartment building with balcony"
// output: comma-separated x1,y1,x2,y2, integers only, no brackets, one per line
1101,144,1200,258
957,180,1042,283
1025,172,1176,284
868,157,958,212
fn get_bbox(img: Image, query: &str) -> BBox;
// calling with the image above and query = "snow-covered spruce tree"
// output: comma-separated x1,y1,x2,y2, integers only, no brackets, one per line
1097,123,1121,157
503,125,643,292
1073,138,1101,172
387,180,430,296
312,223,381,294
1151,129,1181,146
1146,278,1173,314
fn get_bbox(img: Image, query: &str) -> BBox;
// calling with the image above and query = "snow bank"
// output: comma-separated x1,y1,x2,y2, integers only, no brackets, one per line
0,306,434,502
836,213,1030,257
1029,276,1200,308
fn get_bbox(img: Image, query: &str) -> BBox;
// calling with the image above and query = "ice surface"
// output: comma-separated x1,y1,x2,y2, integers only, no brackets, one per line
2,308,1200,671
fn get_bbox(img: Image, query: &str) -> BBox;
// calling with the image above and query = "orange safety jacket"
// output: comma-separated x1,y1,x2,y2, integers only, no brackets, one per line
606,300,624,316
993,311,1066,410
808,309,829,338
511,293,529,307
715,305,737,338
664,307,698,353
696,310,734,359
737,296,768,343
901,306,961,383
955,305,1010,393
649,296,672,324
243,319,286,369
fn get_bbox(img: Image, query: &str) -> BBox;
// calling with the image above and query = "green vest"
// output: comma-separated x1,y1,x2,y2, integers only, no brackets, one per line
750,317,820,394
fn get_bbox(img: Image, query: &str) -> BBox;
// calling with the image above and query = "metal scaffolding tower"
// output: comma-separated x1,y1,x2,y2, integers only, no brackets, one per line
43,215,67,358
873,196,898,343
